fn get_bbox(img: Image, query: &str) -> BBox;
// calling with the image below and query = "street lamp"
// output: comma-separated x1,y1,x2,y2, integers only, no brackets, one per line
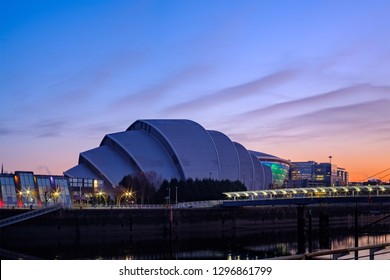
97,190,107,205
118,191,133,206
53,191,60,204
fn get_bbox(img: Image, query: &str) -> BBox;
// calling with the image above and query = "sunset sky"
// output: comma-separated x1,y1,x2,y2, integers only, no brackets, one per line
1,0,389,182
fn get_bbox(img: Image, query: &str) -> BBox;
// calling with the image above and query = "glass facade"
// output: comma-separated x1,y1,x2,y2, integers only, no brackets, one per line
0,171,99,207
261,162,289,188
54,177,72,205
36,177,51,205
0,176,17,206
15,172,38,206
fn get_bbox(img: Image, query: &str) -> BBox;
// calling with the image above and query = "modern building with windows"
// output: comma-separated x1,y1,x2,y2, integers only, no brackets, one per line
0,171,95,207
288,161,349,188
64,119,290,194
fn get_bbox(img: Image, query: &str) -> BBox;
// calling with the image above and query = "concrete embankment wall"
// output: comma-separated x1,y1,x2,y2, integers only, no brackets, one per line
1,203,389,242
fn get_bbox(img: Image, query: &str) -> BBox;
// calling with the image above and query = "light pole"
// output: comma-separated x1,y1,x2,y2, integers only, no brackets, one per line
98,191,107,205
79,184,82,205
175,186,178,205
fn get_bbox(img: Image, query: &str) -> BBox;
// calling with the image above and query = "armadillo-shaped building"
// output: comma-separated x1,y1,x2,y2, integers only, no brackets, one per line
65,119,286,191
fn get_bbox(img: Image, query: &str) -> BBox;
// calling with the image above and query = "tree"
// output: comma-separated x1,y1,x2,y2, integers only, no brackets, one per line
119,171,160,204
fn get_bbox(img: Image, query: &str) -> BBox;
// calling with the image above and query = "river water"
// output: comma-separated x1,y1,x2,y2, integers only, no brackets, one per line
1,229,389,260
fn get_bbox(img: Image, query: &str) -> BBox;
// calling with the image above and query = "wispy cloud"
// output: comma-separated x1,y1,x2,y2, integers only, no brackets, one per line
163,69,299,114
111,64,213,109
52,50,146,104
33,119,68,138
234,98,390,146
235,83,390,120
0,126,16,137
219,78,390,153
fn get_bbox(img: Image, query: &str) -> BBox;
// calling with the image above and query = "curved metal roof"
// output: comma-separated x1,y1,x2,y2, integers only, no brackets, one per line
103,130,180,180
249,150,290,165
207,130,240,181
64,163,100,179
233,142,254,189
129,119,220,180
80,145,137,186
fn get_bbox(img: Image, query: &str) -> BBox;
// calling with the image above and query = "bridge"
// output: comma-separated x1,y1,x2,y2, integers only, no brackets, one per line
222,185,390,207
0,204,62,228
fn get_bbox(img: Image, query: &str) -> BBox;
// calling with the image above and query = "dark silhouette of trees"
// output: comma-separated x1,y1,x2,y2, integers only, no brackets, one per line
119,172,246,204
154,178,246,203
119,171,162,204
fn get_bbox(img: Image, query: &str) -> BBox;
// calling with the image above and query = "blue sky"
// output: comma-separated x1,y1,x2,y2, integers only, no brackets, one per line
1,0,390,181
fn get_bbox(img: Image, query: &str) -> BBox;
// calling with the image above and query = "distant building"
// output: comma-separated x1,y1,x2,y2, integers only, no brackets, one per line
249,151,290,188
288,161,349,187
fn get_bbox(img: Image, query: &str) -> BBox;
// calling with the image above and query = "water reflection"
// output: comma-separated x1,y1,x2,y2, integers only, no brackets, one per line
1,231,389,260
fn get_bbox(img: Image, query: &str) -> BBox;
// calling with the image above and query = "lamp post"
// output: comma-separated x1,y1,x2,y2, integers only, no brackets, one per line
175,186,178,205
18,191,23,207
97,191,107,205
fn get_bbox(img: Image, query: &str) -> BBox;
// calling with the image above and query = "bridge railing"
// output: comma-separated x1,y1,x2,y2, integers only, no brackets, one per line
71,200,224,209
269,242,390,260
223,185,390,201
0,204,62,228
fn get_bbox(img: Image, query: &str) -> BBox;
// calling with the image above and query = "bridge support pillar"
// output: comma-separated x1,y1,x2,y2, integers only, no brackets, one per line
355,201,359,260
308,209,312,253
370,246,385,260
319,211,330,249
297,205,306,254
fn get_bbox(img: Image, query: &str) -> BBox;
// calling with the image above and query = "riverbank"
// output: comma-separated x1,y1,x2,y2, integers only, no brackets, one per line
1,203,389,238
1,203,389,259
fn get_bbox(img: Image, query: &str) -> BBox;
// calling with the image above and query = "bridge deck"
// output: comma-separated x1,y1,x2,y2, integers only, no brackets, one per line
222,195,390,207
